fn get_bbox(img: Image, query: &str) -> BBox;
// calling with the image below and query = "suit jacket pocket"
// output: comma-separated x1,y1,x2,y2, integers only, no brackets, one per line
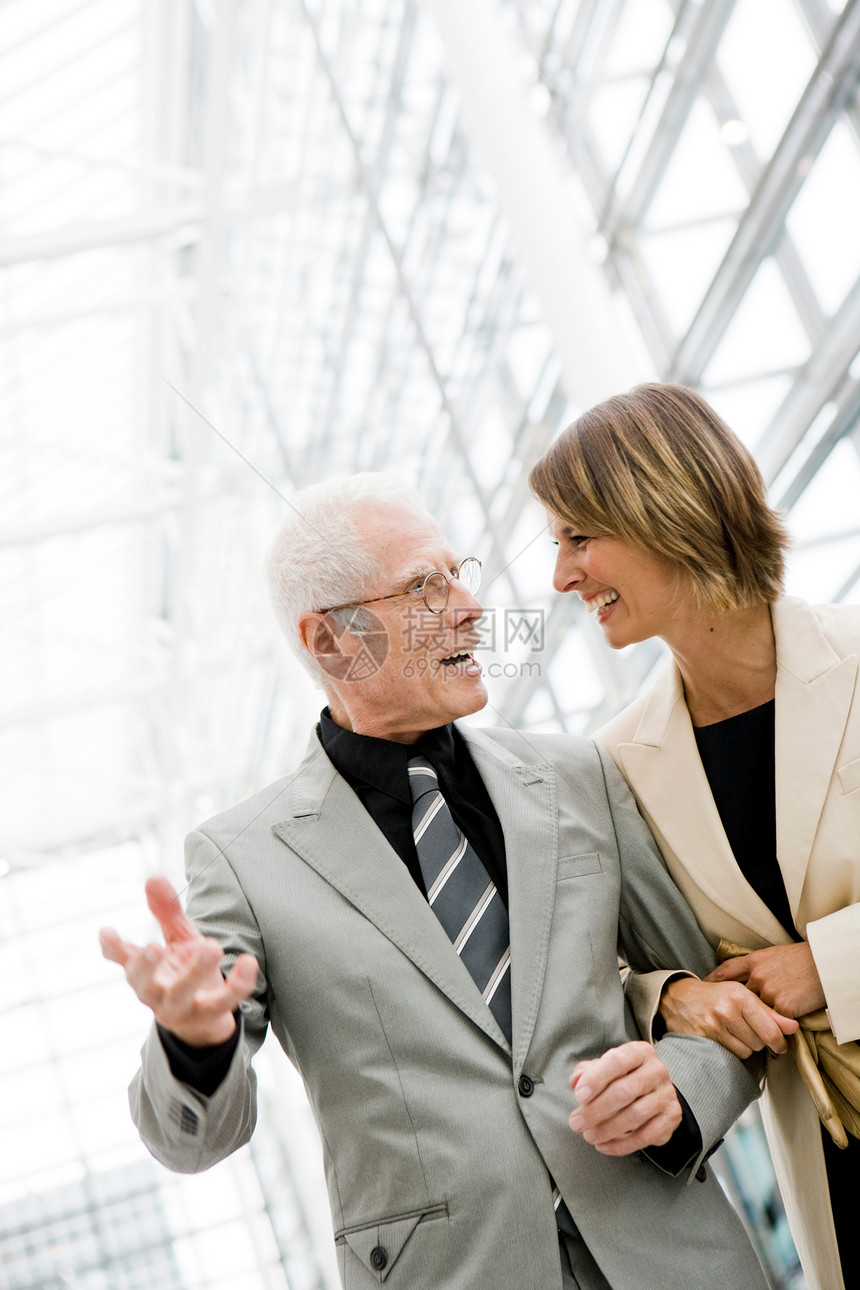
557,852,602,881
837,756,860,796
336,1203,448,1282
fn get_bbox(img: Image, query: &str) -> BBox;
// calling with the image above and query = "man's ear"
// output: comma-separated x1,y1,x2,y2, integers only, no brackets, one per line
297,612,341,663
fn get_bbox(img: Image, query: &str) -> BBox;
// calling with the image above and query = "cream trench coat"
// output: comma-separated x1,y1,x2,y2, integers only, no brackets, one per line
598,595,860,1290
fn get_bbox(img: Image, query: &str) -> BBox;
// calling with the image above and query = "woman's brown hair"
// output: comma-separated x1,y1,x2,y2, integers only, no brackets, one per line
529,383,789,613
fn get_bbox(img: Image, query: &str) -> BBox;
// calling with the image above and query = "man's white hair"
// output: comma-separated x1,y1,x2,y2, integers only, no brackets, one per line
265,472,432,676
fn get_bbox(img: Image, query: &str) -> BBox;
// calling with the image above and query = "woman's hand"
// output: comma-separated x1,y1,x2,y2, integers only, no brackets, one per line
707,942,825,1018
659,977,798,1060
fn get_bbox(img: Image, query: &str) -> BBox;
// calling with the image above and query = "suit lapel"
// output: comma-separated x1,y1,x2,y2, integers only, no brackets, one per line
615,663,786,943
459,728,558,1065
772,598,857,918
272,733,511,1051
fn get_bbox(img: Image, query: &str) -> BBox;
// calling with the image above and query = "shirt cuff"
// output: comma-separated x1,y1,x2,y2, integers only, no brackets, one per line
156,1012,241,1096
639,1087,703,1176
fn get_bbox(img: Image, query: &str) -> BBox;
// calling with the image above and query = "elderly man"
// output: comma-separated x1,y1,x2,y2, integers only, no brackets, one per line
101,474,770,1290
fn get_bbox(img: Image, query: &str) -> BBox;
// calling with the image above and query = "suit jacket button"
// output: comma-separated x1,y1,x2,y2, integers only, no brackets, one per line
518,1074,535,1097
370,1245,388,1271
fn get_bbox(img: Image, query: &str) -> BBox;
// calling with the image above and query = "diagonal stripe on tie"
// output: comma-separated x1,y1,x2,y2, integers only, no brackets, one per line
407,756,512,1042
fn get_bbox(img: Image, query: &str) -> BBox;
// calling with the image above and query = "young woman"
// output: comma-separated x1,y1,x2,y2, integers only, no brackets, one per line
530,382,860,1290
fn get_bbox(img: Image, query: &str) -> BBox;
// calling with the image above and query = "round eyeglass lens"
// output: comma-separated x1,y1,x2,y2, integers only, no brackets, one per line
459,558,481,594
422,572,449,612
422,559,482,612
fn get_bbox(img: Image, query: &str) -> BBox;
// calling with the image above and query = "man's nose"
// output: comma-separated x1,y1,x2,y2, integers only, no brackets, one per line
448,578,483,619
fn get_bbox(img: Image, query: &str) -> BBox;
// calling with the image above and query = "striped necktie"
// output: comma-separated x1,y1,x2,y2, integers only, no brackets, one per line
407,755,512,1042
408,755,576,1237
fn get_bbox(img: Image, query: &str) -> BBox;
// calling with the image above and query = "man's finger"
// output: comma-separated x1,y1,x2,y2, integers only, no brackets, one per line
588,1113,677,1156
159,938,225,1014
571,1041,650,1102
224,953,260,1000
193,954,260,1017
99,927,133,967
145,875,199,942
571,1055,663,1132
122,942,169,1002
576,1087,676,1142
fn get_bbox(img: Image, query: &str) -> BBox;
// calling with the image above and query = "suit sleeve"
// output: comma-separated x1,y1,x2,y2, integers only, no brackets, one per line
594,743,763,1179
130,828,269,1173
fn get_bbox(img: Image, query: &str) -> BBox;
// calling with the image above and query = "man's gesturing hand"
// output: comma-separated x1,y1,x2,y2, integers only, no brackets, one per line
569,1041,682,1155
99,876,259,1047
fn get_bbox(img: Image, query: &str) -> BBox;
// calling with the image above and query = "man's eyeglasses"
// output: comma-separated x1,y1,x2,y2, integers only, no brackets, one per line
321,557,482,616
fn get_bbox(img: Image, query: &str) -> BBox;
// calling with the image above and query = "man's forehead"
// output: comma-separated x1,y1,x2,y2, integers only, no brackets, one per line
358,503,453,561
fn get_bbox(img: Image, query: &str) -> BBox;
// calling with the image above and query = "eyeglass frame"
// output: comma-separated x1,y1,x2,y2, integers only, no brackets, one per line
319,557,482,617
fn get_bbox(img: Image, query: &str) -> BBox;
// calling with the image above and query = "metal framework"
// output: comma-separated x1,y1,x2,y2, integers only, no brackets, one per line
3,1,860,1286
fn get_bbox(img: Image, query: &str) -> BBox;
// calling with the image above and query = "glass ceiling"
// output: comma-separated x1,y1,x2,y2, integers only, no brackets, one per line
3,0,859,1285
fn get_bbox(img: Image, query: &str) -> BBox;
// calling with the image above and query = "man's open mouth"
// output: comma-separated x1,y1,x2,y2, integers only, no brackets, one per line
439,651,474,666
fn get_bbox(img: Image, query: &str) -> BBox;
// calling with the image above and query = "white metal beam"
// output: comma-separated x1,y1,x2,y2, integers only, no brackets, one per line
0,183,301,266
419,0,647,408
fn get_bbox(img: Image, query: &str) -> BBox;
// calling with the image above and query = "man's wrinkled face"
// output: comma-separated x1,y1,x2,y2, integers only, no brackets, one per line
326,506,488,742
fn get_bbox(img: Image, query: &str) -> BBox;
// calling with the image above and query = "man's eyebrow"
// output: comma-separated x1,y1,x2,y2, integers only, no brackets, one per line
390,563,433,591
391,557,458,591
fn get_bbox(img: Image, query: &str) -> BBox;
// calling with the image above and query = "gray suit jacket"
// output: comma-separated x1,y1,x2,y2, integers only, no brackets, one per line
131,726,768,1289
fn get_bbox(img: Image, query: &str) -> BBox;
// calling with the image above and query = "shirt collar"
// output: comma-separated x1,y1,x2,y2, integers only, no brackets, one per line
318,708,457,803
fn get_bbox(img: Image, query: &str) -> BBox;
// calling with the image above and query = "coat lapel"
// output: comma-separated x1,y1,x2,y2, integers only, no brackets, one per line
459,728,559,1065
772,598,857,919
271,733,511,1052
615,663,786,944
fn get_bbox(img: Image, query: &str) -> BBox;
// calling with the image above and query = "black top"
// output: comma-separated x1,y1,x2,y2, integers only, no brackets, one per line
693,700,798,941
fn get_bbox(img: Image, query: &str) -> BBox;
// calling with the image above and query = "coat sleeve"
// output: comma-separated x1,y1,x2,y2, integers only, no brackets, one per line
130,828,269,1173
807,904,860,1043
802,602,860,1043
594,743,763,1177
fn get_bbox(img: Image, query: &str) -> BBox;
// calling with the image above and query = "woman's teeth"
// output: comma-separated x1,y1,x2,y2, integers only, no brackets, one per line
587,590,619,615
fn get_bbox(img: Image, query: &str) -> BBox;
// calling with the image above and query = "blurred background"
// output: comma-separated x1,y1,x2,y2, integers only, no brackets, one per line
3,0,860,1285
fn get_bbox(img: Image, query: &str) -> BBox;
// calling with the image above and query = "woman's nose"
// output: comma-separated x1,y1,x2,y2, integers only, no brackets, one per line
552,548,581,594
